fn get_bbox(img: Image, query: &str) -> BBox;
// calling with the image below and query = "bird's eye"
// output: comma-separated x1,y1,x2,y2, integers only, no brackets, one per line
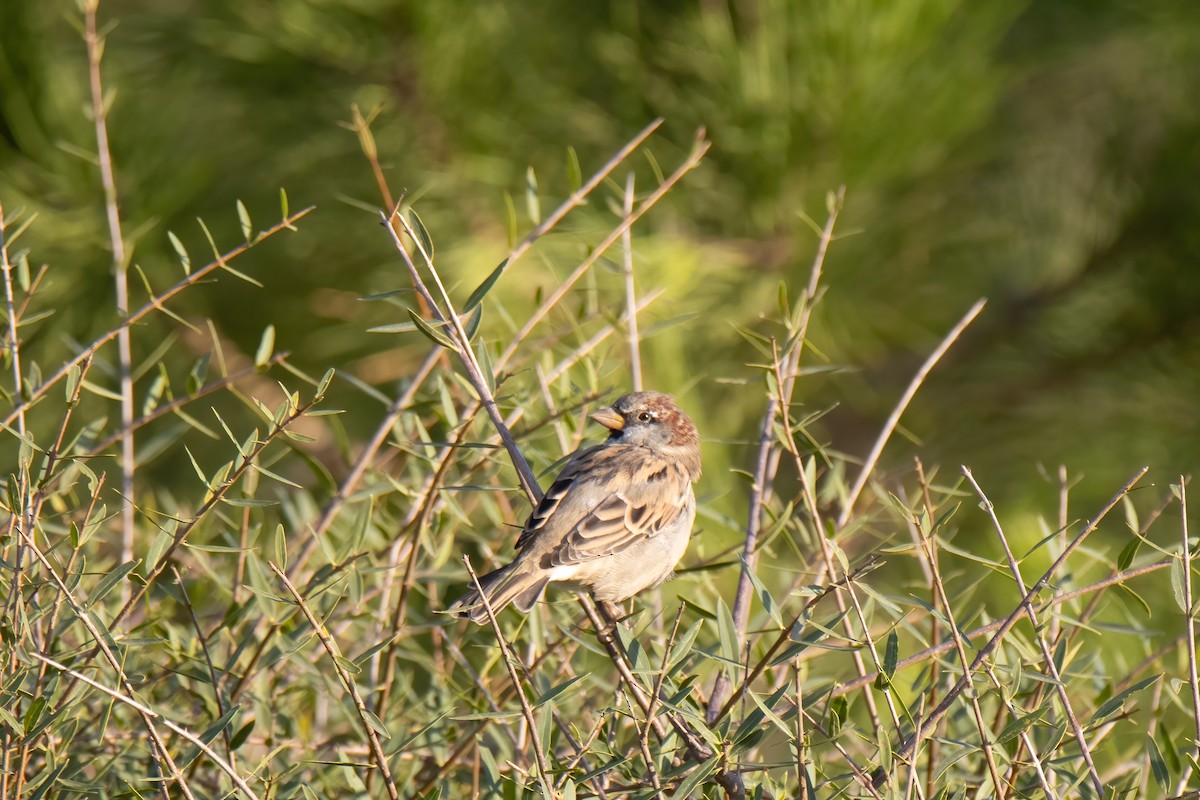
638,411,653,422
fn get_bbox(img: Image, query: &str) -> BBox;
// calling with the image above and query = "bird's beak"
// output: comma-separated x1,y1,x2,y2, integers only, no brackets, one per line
590,407,624,431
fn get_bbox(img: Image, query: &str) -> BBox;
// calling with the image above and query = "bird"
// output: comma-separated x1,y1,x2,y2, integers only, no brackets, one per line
450,391,702,623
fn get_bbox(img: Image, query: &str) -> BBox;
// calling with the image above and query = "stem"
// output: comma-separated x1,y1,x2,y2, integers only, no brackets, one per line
84,0,136,566
621,172,643,391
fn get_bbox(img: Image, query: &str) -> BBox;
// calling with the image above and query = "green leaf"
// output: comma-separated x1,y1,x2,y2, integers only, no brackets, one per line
463,259,508,312
407,309,457,350
882,630,899,682
1172,557,1188,613
178,707,239,768
22,696,47,737
828,695,848,735
462,304,483,342
188,353,211,395
1116,583,1152,618
237,199,253,241
66,364,81,401
279,187,289,219
315,367,335,399
230,720,255,751
1088,674,1161,726
669,756,718,799
255,324,275,367
475,341,495,394
996,706,1048,745
408,207,434,261
88,560,140,608
362,708,390,739
503,191,517,249
1117,536,1141,571
1147,734,1170,791
668,619,704,669
222,497,278,508
274,524,287,571
367,322,417,334
525,165,540,224
716,596,739,665
566,146,582,193
739,555,783,627
167,231,190,274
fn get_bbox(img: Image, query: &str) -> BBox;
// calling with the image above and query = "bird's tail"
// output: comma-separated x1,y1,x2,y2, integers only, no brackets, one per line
449,561,550,624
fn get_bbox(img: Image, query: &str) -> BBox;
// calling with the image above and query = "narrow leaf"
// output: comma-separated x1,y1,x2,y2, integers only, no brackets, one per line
407,309,457,350
408,207,434,261
167,231,191,274
255,324,275,368
237,199,253,241
89,560,140,607
525,165,540,224
464,259,508,312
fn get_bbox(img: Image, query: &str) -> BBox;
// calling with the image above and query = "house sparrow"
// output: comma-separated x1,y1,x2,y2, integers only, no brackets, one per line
451,391,701,623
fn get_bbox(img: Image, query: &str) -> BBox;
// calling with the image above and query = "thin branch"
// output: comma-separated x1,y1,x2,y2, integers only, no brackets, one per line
837,298,987,529
1180,477,1200,795
84,352,289,457
0,201,33,680
463,556,555,797
172,565,235,767
270,563,400,800
710,188,844,720
0,207,313,430
577,596,747,799
84,0,136,566
30,653,259,800
871,466,1149,787
389,209,542,501
715,557,883,722
621,172,643,391
289,348,440,577
962,466,1102,796
911,476,1010,798
505,119,664,276
494,131,710,376
640,602,686,798
15,518,193,800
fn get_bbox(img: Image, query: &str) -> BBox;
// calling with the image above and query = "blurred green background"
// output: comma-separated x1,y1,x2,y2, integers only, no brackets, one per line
3,0,1199,518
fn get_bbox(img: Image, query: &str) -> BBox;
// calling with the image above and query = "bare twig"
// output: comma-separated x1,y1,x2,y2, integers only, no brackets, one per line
495,131,710,375
30,653,258,800
871,466,1149,787
270,562,400,800
172,565,235,767
710,188,844,720
463,556,555,797
962,466,1102,796
84,0,136,565
578,597,748,799
621,172,643,391
714,557,883,722
1179,478,1200,795
911,477,1009,798
15,521,193,800
832,555,1173,699
388,209,542,501
838,298,987,529
639,602,686,798
1,207,313,431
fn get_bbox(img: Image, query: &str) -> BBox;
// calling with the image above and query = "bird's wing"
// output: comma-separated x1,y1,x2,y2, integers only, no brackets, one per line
515,445,603,551
515,445,692,568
